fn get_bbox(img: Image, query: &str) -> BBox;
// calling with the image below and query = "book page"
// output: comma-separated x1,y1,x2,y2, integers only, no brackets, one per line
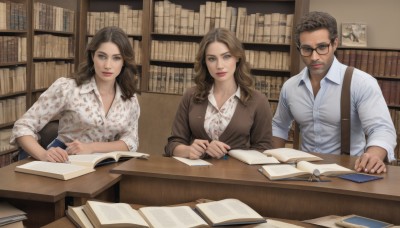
67,206,94,228
296,161,354,176
68,154,110,167
15,161,95,180
109,151,150,160
86,201,148,227
228,149,280,165
263,148,322,163
195,199,264,225
139,206,207,228
173,157,212,166
261,164,309,180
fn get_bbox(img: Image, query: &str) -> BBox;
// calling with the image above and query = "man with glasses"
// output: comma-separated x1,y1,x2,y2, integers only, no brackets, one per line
272,11,396,174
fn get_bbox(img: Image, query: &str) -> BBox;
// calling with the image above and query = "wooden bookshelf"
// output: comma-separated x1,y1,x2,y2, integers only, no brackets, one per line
0,0,79,167
336,46,400,160
0,0,28,166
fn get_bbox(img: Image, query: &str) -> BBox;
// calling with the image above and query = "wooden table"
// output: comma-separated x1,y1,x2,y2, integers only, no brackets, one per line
111,154,400,225
0,159,121,228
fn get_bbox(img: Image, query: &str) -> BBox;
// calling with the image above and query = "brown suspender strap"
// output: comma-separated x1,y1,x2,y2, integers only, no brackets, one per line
341,66,354,155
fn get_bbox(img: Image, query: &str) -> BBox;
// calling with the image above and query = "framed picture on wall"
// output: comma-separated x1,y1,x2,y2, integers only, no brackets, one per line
341,23,367,47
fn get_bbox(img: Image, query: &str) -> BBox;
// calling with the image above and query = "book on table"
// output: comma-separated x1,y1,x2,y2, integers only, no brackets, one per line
228,149,280,165
0,202,27,227
194,198,266,226
263,148,323,163
14,151,149,180
68,200,208,228
67,199,265,228
260,161,355,180
335,214,393,228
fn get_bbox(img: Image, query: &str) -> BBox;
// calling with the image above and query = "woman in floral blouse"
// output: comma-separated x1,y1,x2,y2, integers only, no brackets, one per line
11,26,140,163
165,28,273,159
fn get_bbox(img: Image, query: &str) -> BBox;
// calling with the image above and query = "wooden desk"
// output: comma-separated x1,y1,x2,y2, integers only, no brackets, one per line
0,159,121,228
111,154,400,225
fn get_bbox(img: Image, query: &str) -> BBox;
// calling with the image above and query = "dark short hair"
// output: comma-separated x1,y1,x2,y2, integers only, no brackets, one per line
294,11,338,47
74,26,139,100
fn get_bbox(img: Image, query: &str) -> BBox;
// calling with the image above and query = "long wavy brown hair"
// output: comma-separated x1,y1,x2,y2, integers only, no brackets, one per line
73,26,139,100
193,28,253,103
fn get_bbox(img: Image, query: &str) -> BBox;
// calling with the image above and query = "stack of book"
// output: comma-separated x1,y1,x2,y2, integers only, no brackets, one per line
0,202,27,228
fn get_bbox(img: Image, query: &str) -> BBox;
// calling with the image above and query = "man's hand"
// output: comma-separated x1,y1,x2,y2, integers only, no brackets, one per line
354,146,387,174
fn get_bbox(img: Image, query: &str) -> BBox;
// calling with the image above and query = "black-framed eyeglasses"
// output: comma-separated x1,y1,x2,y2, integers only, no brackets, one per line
298,42,331,57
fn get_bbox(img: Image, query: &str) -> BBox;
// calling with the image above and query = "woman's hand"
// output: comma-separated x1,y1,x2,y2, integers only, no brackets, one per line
206,140,231,159
188,139,210,159
65,140,93,155
44,147,69,163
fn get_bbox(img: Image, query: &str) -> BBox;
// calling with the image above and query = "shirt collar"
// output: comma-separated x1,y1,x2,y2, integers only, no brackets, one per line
298,57,342,86
208,85,241,99
80,77,97,94
80,77,122,98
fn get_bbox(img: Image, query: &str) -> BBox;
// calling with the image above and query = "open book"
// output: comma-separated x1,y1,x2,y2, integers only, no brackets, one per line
194,198,265,226
68,151,149,167
263,148,322,163
15,151,149,180
68,200,208,228
228,149,280,165
260,161,355,180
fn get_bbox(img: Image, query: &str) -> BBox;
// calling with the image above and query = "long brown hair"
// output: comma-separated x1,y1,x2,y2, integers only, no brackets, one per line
73,26,139,100
193,28,253,103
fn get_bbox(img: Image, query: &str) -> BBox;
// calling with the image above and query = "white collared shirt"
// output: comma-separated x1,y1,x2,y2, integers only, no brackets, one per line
11,77,140,151
272,58,396,161
204,86,241,140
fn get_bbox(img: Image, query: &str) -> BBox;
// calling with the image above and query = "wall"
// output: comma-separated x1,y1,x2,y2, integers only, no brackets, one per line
310,0,400,49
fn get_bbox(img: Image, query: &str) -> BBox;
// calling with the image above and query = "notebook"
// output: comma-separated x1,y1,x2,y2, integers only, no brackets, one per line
338,173,383,183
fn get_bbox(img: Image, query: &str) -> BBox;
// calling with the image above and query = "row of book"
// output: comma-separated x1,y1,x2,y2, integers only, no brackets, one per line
254,75,289,100
151,39,290,71
0,66,26,96
336,49,400,78
33,61,74,90
0,1,27,30
0,36,27,63
151,40,199,62
0,95,25,125
245,50,290,71
148,65,194,94
87,5,142,36
0,128,14,152
33,2,75,33
33,34,74,58
379,79,400,106
154,0,293,44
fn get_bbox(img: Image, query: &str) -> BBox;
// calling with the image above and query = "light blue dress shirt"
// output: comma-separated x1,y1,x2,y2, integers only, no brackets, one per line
272,58,396,161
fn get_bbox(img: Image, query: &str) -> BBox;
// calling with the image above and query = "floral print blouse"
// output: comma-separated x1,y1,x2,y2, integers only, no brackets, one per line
11,77,140,151
204,86,240,140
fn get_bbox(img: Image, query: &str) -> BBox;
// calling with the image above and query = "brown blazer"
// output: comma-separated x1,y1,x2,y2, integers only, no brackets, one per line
164,87,273,156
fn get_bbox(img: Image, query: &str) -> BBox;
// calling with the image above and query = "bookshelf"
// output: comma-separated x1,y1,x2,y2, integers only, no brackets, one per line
0,0,79,167
336,47,400,161
0,0,28,166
